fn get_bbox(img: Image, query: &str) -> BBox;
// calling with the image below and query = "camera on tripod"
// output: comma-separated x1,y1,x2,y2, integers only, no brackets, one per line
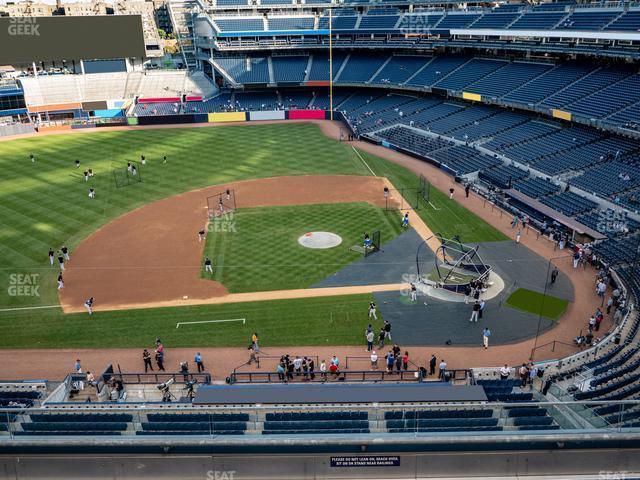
156,378,175,402
184,378,198,400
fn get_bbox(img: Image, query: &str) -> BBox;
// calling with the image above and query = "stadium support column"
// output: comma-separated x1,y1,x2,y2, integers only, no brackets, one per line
329,8,333,121
80,60,85,76
32,62,38,78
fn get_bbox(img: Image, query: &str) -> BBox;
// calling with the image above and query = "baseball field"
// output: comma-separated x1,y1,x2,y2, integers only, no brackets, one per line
0,122,507,349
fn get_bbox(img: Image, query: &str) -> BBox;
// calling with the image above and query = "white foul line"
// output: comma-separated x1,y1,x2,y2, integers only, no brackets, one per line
176,318,246,329
429,201,441,211
352,147,376,177
0,305,60,313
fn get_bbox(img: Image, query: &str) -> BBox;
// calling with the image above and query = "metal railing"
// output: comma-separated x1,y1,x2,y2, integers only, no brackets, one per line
228,369,422,384
112,372,212,385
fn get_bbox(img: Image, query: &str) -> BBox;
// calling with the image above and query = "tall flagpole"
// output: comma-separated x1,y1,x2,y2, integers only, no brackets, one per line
329,8,333,121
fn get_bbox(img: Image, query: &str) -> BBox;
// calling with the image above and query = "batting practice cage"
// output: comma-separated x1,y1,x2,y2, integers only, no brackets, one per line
113,162,142,188
207,189,236,218
350,230,381,257
384,176,430,211
416,234,492,294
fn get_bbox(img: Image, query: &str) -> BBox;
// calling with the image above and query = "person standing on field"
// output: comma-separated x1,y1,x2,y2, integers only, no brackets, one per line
368,301,377,320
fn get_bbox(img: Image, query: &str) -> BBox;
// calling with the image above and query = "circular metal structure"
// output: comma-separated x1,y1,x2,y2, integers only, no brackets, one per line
297,231,342,249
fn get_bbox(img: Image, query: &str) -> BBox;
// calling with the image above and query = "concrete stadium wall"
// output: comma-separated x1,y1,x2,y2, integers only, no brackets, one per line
0,446,639,479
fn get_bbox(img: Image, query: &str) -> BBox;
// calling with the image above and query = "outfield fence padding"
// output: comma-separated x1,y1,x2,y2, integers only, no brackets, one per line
249,110,286,121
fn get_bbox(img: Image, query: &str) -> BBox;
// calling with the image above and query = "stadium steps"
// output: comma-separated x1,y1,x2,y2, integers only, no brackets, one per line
402,56,436,86
539,66,603,107
430,57,474,88
603,10,626,30
354,14,363,30
505,13,523,28
333,53,352,82
303,56,313,82
367,56,393,84
262,17,268,31
551,12,571,29
209,59,241,86
504,64,561,101
565,71,639,112
267,57,276,85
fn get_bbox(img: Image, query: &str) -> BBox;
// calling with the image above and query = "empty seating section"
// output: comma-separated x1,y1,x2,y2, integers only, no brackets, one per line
479,164,528,189
425,105,495,136
386,410,500,433
504,64,595,105
604,10,640,31
476,380,534,402
281,91,313,109
317,13,358,30
572,160,640,197
577,210,639,237
502,126,600,165
434,59,507,91
371,56,431,84
450,110,528,142
216,0,247,5
358,14,400,29
568,74,640,119
437,14,481,28
337,55,389,83
132,102,181,116
267,16,314,31
540,191,598,216
214,17,265,32
465,62,552,98
397,14,443,31
263,411,368,435
307,53,347,81
542,67,633,110
430,145,502,175
512,176,559,199
215,57,270,84
608,102,640,131
375,125,452,157
470,12,519,28
18,413,131,436
0,388,41,408
233,91,279,110
405,57,470,88
510,12,567,29
558,10,619,30
139,413,248,435
272,56,308,83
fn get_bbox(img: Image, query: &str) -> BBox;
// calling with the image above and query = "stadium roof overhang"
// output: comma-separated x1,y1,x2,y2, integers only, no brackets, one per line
452,28,640,42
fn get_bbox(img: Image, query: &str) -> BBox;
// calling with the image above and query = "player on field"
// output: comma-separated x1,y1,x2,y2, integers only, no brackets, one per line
48,248,55,267
204,257,213,274
84,297,94,315
57,273,64,290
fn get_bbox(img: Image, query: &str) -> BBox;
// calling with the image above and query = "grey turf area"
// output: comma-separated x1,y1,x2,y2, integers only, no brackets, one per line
312,227,432,288
371,241,575,347
373,289,555,347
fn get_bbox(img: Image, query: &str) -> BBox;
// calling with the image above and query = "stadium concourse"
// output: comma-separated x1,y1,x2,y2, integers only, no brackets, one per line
0,120,609,381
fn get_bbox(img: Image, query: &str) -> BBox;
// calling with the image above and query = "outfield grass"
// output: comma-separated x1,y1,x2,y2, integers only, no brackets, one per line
0,294,378,349
203,202,403,292
505,288,569,320
0,123,506,348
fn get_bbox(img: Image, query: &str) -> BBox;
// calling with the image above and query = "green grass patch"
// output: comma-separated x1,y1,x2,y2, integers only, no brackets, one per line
0,294,378,349
356,149,508,243
505,288,569,320
203,202,402,292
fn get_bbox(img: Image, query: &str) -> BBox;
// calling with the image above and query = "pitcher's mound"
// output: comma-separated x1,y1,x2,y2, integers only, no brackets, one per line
298,232,342,249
